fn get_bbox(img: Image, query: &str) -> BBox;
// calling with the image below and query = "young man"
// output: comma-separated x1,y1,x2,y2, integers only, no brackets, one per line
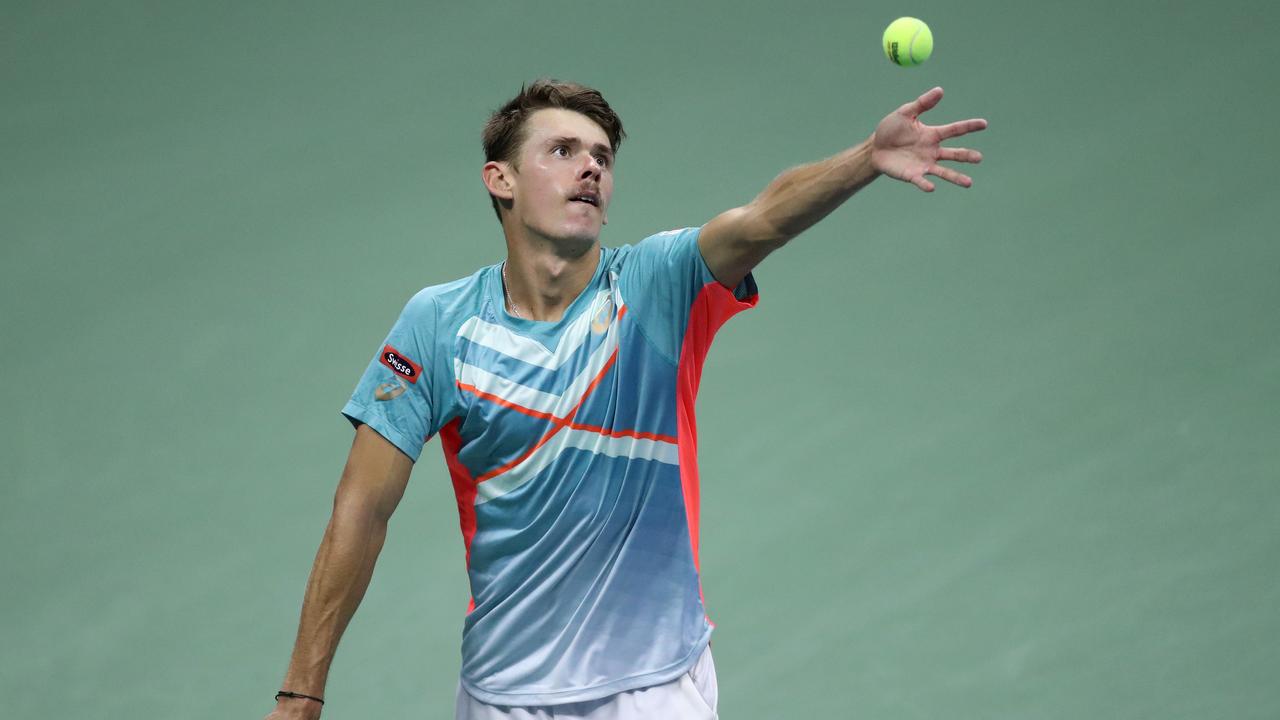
265,79,986,720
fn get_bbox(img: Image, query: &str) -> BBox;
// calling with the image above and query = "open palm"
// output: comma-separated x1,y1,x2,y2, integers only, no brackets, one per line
871,86,988,192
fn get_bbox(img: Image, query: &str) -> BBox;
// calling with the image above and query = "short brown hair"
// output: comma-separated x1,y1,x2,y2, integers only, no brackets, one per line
482,79,625,221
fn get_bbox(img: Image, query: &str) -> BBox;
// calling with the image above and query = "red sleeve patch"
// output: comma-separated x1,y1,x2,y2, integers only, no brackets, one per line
379,344,423,383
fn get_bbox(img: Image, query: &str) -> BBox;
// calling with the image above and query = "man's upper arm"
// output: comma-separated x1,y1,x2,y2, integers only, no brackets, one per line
698,205,776,289
335,424,414,521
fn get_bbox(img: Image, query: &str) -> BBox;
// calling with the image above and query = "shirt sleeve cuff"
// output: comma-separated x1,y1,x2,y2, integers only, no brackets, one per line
341,400,425,463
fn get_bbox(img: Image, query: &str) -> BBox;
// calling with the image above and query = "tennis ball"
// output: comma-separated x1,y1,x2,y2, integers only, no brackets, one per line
883,17,933,67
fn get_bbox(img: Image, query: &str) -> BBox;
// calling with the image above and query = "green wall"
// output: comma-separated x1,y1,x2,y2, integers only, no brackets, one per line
3,1,1277,717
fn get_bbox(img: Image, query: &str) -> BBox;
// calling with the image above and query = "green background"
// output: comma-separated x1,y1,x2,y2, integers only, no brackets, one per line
3,1,1277,718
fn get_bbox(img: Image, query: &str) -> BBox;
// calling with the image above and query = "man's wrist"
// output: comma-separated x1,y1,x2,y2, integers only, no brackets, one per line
855,135,884,180
274,694,324,719
277,691,324,704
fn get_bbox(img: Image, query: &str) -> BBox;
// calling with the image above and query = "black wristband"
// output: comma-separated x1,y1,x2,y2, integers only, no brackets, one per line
276,690,325,705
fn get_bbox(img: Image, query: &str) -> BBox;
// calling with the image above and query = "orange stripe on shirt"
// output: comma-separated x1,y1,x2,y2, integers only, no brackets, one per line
475,349,620,483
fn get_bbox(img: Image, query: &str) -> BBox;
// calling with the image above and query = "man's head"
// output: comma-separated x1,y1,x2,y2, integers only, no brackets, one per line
482,80,625,247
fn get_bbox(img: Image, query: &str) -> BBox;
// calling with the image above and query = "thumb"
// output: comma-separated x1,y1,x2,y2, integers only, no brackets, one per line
899,86,943,118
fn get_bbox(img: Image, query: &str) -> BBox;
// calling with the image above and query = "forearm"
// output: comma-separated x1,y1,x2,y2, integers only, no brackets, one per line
278,500,391,698
701,89,986,286
748,136,878,245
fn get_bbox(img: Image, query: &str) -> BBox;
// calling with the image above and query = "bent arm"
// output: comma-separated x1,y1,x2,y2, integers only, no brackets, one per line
270,424,413,717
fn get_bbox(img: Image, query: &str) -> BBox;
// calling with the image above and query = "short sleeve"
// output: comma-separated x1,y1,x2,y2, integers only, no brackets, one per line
341,291,439,462
620,226,759,362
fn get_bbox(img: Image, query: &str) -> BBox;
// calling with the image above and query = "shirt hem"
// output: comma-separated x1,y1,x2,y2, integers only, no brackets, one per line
458,625,713,706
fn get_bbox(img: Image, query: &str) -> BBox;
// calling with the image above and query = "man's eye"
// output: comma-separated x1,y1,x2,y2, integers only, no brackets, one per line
594,154,609,167
552,145,569,157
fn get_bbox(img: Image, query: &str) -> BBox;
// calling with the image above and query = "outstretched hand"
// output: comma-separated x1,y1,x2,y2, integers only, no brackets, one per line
871,87,988,192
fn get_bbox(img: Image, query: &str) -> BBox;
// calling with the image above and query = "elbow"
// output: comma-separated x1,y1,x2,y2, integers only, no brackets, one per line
332,479,398,526
331,492,389,530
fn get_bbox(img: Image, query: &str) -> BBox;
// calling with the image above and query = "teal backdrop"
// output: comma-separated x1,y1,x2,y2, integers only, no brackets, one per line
3,1,1277,718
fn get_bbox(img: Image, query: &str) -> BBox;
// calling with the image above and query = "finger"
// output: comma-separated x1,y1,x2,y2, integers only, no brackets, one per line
938,147,983,163
927,164,973,188
936,118,988,140
911,174,936,192
899,86,943,118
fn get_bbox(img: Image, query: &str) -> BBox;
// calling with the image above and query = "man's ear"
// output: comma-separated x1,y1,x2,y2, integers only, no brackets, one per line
483,161,515,201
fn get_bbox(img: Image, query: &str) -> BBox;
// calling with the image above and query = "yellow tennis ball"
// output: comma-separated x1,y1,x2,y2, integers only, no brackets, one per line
883,17,933,67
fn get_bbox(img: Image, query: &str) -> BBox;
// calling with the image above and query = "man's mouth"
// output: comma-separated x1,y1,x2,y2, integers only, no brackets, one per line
569,192,599,207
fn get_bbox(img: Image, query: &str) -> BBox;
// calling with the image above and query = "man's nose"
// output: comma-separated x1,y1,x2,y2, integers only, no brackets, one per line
579,155,602,179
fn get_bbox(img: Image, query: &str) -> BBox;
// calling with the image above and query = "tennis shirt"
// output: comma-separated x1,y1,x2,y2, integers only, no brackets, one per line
341,226,758,705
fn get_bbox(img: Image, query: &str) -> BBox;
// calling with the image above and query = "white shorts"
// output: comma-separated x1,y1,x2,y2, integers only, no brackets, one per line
454,644,718,719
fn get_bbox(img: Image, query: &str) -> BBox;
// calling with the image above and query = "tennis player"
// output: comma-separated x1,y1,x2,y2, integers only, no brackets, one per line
265,79,985,719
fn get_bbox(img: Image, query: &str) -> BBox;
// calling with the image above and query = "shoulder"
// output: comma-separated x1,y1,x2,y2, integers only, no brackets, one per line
400,265,494,323
609,227,702,267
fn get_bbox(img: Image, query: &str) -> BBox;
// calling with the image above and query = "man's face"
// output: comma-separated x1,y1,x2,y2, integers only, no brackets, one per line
504,108,614,247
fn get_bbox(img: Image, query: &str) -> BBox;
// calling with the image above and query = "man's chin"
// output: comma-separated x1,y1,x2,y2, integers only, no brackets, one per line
521,219,602,256
551,224,602,253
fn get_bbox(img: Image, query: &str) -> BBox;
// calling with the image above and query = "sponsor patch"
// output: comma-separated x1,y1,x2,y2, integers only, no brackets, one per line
380,344,422,383
374,378,407,401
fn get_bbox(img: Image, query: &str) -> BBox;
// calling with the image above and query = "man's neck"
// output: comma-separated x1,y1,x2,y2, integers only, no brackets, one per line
502,229,601,323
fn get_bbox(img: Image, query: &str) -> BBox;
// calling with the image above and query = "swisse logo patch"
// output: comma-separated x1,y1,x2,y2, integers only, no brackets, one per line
379,344,422,383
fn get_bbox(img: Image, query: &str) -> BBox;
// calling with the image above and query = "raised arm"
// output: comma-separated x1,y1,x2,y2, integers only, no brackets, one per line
698,86,987,287
266,424,414,719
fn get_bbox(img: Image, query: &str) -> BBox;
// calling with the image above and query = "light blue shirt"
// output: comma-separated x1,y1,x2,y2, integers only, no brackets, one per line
343,227,757,704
